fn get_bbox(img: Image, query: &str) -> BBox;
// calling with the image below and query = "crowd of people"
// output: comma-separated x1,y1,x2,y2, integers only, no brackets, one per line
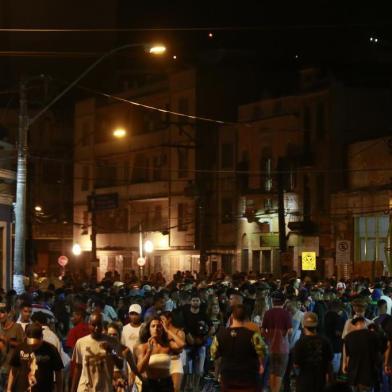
1,268,392,391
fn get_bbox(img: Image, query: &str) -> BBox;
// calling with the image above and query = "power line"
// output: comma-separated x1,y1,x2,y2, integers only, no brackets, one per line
0,23,389,33
70,83,229,126
29,154,392,176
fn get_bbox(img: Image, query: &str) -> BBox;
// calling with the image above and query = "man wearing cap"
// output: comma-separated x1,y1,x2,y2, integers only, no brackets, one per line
293,312,333,392
121,303,142,353
121,304,142,391
0,302,24,389
7,322,64,392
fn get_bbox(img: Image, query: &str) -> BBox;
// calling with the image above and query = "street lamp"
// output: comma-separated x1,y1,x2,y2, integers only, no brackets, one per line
13,42,167,293
144,240,154,254
149,45,166,55
113,128,127,138
72,243,82,256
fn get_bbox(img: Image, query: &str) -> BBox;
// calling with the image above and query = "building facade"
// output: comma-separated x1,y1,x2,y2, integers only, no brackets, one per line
214,68,392,278
332,137,392,279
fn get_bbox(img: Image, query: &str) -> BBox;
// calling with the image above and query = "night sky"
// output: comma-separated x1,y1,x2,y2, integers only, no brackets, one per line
1,1,392,107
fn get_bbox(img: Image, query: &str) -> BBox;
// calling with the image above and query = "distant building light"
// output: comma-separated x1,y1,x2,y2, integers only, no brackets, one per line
144,240,154,253
113,128,126,138
208,32,214,38
72,243,82,256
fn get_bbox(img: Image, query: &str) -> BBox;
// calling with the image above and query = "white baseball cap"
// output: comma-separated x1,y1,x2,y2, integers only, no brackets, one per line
128,304,142,314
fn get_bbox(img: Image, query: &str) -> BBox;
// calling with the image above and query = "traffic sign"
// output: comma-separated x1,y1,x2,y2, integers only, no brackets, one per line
336,240,351,264
302,252,316,271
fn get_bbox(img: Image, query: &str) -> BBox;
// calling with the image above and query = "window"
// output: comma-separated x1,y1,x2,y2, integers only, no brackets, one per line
178,203,187,231
178,97,189,114
238,151,249,191
124,160,130,183
303,106,311,130
252,250,261,273
221,254,233,274
81,165,89,191
221,197,233,224
153,156,162,181
95,160,117,188
316,174,325,211
241,249,249,272
81,121,91,146
154,255,162,273
303,105,312,156
262,250,272,273
153,205,162,229
177,149,188,178
82,211,89,235
43,162,61,184
355,216,389,263
316,102,325,139
221,143,234,169
132,154,149,183
260,147,273,192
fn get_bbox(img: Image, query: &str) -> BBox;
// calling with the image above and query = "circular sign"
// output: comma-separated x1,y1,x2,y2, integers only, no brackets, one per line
338,242,348,252
137,257,146,267
58,255,69,267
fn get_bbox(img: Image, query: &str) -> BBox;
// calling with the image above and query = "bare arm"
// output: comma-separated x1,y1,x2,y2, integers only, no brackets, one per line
6,367,16,392
167,329,185,351
136,342,153,374
385,340,391,374
342,344,348,374
71,363,82,392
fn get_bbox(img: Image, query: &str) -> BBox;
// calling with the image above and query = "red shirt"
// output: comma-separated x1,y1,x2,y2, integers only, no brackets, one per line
66,322,90,350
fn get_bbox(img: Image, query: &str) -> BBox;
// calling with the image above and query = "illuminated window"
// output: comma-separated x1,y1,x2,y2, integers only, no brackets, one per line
355,216,389,263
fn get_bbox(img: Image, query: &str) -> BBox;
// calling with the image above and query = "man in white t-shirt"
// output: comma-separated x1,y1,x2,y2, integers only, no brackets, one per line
71,312,123,392
121,304,142,352
121,304,142,390
380,288,392,315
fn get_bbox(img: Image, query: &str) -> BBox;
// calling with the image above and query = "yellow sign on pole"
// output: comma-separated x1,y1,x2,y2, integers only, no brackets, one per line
302,252,316,271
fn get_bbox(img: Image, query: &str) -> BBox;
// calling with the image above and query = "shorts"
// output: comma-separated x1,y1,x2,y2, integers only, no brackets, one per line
269,353,289,377
170,355,184,375
142,377,174,392
185,346,206,376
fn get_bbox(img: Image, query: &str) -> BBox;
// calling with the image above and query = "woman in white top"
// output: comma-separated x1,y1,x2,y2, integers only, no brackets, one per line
135,317,176,392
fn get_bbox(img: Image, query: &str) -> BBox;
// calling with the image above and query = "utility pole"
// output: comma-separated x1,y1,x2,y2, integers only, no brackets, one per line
277,158,287,254
13,79,28,293
90,190,97,264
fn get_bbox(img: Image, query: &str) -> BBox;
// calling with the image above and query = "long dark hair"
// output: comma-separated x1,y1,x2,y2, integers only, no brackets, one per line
139,316,169,345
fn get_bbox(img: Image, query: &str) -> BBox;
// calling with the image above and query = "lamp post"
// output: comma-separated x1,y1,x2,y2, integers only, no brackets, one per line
13,43,166,293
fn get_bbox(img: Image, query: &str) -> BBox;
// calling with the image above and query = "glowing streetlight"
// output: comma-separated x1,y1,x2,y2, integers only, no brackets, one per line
144,240,154,253
113,128,127,138
72,243,82,256
149,45,166,55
